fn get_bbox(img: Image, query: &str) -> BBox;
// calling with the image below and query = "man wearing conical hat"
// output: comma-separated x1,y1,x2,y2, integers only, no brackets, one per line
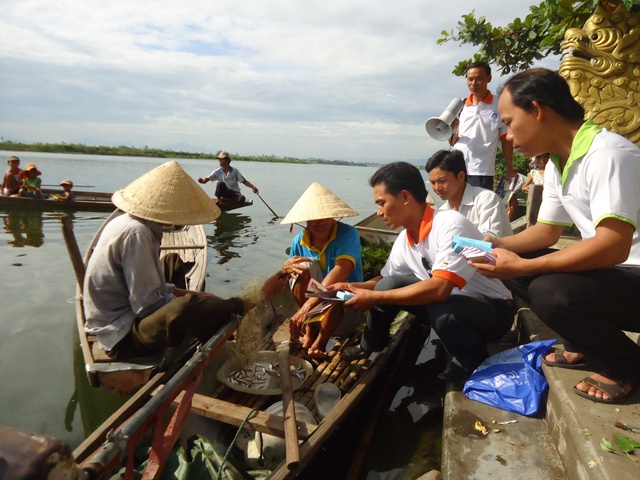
280,182,363,359
84,161,287,360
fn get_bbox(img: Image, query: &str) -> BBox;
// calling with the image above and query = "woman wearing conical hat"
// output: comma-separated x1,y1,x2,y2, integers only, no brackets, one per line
280,182,363,359
84,161,287,360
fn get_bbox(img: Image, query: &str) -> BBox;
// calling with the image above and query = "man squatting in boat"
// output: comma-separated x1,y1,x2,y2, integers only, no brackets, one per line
83,161,287,360
279,182,364,359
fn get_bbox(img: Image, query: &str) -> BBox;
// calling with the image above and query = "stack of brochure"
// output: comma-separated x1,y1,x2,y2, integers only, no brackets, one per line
305,278,354,300
458,246,496,264
303,279,354,321
452,235,497,264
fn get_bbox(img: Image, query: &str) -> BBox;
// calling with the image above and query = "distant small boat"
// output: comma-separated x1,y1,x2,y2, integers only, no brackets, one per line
218,198,254,213
0,189,253,214
0,188,115,212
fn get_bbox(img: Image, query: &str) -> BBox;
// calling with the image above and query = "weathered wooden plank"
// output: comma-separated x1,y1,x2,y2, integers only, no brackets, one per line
173,392,317,439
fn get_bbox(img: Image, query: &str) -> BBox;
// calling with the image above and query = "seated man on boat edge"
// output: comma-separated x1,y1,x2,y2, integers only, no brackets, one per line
280,182,364,359
426,149,513,238
83,161,288,360
198,151,259,204
337,162,514,382
472,68,640,404
2,155,22,196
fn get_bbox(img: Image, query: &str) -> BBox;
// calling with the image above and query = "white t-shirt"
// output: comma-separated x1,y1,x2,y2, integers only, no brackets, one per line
454,92,507,176
381,206,512,300
205,166,245,193
538,121,640,266
439,183,513,238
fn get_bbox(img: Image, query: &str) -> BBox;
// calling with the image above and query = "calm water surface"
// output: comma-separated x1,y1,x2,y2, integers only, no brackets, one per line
0,151,442,477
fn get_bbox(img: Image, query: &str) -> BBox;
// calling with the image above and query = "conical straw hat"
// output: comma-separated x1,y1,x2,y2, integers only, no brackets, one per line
112,161,221,225
280,182,358,224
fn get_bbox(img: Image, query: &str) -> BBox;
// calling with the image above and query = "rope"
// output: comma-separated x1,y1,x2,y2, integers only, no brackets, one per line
217,407,260,480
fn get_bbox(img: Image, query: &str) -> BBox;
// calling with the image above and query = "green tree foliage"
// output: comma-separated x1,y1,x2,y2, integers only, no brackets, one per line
496,151,532,177
438,0,640,76
361,243,392,279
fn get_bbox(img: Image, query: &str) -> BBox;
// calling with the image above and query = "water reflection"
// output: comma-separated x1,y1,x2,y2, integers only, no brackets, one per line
2,207,45,248
207,213,257,264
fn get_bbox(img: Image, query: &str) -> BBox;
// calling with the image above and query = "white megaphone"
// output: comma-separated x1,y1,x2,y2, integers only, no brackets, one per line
425,98,465,141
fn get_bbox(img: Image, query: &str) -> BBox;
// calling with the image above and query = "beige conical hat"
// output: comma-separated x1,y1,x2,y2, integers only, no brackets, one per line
112,161,221,225
280,182,358,224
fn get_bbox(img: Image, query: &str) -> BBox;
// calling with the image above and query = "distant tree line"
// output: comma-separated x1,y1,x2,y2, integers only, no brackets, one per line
0,139,379,167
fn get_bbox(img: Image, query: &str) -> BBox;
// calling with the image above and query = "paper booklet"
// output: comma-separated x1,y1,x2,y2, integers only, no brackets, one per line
304,278,355,320
452,236,497,264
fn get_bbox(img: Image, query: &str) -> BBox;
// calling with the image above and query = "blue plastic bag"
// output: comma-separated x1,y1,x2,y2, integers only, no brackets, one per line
462,339,556,417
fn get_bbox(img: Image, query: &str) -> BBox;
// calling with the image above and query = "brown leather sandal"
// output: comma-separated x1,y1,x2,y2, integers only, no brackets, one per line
573,376,635,404
541,349,591,369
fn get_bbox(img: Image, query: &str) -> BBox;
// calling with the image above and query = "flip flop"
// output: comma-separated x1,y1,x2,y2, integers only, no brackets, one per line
541,349,591,369
573,376,635,404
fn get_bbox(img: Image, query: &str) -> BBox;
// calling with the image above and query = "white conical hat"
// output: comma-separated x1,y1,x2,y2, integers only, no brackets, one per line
280,182,358,224
112,161,221,225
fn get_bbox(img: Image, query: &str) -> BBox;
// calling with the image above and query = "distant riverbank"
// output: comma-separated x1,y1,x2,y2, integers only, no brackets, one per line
0,140,379,167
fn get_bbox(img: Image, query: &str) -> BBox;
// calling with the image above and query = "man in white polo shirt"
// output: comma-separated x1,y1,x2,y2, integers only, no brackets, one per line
426,149,513,238
473,68,640,404
338,162,514,382
450,61,516,190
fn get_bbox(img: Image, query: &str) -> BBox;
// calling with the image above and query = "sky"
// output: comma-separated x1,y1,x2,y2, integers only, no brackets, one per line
0,1,560,163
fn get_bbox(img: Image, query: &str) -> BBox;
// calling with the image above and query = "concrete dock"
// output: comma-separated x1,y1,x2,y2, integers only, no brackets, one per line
441,305,640,479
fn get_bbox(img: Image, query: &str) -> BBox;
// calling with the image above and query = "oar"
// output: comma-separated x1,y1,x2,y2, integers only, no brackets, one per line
257,193,280,218
43,184,95,188
60,214,86,292
273,320,300,471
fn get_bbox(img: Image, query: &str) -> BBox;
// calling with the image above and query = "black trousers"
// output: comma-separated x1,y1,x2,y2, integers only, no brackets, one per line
467,175,494,191
215,182,244,202
360,275,514,373
506,265,640,382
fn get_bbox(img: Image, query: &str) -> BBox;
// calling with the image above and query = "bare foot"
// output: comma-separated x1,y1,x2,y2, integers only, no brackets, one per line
307,347,329,360
300,329,314,349
575,373,633,402
544,350,585,365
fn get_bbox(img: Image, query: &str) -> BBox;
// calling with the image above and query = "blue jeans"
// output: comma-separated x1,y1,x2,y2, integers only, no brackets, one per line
360,275,514,372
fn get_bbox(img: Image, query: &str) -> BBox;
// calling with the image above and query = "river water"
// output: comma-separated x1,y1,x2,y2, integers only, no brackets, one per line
0,151,442,477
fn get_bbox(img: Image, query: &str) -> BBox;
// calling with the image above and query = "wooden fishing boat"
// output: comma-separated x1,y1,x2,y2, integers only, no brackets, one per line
355,211,401,245
218,198,254,213
69,287,417,479
62,211,209,395
1,188,116,212
1,189,252,214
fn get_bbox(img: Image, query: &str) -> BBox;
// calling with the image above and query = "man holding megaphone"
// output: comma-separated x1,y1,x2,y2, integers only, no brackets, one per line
447,61,516,191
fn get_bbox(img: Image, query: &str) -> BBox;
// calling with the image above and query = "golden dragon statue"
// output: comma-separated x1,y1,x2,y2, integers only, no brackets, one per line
559,0,640,146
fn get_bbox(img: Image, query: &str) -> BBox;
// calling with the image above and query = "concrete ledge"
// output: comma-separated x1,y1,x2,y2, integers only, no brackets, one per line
441,303,640,479
521,304,640,479
442,386,565,479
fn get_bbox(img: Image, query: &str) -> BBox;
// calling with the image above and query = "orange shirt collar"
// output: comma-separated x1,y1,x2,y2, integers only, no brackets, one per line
465,91,493,107
407,205,434,246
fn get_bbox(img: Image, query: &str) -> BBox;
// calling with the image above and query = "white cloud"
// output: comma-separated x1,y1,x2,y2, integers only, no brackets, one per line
0,0,560,162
